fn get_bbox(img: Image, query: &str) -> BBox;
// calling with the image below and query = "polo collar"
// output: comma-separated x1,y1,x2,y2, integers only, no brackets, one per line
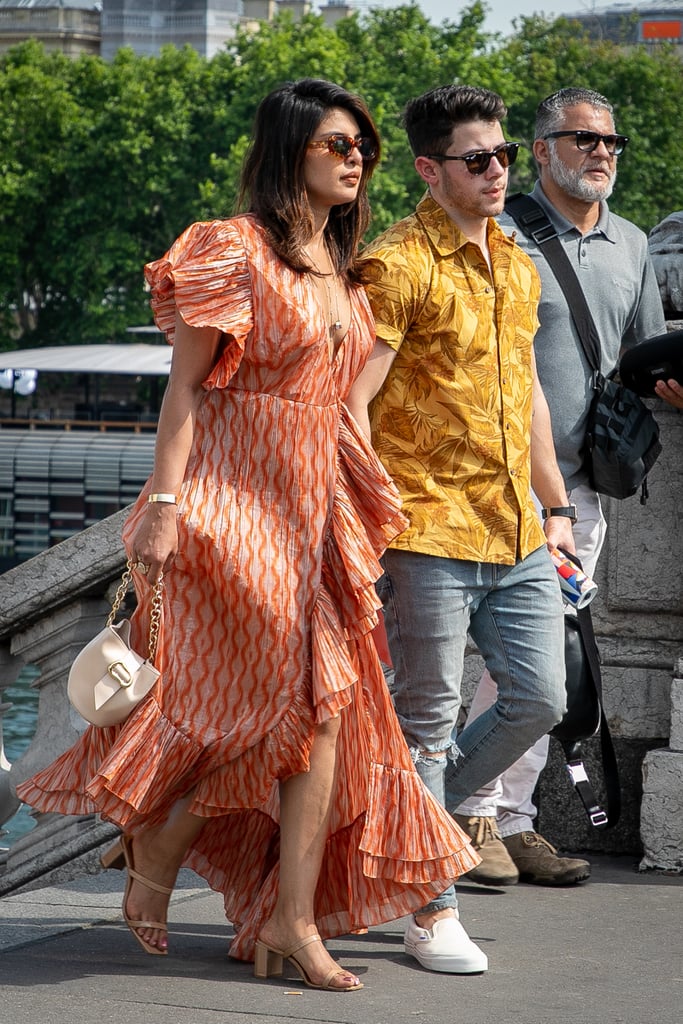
531,180,615,242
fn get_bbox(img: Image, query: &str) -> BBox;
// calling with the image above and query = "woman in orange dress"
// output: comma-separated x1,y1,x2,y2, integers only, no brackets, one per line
17,78,478,992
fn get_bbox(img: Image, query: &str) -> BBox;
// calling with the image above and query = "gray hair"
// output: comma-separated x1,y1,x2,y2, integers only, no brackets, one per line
535,88,614,140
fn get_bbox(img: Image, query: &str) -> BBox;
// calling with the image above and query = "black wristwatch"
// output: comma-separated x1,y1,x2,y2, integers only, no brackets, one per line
541,505,578,524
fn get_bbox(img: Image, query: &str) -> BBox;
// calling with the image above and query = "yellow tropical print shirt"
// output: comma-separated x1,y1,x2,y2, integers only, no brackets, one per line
360,195,546,565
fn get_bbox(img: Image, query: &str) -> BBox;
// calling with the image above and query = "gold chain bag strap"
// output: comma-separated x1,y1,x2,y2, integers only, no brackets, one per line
67,560,163,727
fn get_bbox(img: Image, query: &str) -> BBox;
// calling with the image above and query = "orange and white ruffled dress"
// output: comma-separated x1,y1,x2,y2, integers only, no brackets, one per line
18,215,478,960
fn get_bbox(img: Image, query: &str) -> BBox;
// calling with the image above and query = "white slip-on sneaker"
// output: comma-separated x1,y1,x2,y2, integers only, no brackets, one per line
404,914,488,974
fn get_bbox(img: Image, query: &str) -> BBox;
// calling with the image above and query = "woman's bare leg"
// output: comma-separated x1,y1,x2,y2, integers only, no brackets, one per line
124,791,205,952
258,715,361,988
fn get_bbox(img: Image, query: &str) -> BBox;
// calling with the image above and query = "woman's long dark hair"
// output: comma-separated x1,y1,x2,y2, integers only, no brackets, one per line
237,78,380,279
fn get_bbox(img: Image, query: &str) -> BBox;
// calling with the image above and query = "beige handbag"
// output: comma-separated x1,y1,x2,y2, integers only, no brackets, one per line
67,560,163,727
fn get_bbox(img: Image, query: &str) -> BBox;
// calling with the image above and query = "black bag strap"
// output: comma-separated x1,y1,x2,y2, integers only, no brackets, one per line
505,193,603,377
557,548,621,828
563,605,621,828
507,193,652,511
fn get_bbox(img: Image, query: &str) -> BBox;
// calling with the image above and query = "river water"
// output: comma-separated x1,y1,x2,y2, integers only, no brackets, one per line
1,670,39,847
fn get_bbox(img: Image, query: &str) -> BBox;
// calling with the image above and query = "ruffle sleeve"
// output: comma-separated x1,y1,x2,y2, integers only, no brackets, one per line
144,218,254,388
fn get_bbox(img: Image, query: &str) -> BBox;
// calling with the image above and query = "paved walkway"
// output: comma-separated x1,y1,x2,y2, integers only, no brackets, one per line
0,854,681,1024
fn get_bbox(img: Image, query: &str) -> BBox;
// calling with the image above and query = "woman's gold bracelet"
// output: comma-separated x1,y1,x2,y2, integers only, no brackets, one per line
148,492,178,505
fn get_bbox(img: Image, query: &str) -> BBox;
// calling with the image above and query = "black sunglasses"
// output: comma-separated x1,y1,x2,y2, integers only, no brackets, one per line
308,133,377,161
543,130,629,156
425,142,521,175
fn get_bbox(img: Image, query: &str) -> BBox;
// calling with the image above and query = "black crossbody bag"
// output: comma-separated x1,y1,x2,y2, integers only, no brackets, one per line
505,193,661,503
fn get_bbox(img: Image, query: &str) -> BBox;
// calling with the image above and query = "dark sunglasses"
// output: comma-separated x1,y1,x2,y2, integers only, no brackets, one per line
544,130,629,156
425,141,521,175
308,133,377,161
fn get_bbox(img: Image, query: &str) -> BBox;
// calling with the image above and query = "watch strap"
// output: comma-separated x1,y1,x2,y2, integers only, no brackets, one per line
541,505,578,522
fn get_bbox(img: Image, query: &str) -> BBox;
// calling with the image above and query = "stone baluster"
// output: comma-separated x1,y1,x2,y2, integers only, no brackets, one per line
0,509,131,891
4,600,107,885
0,643,27,850
640,661,683,872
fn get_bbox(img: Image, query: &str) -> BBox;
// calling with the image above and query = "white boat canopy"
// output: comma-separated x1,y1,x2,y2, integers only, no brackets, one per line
0,344,172,376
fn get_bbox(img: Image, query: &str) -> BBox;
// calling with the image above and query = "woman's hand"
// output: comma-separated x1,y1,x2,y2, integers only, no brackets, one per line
131,503,179,584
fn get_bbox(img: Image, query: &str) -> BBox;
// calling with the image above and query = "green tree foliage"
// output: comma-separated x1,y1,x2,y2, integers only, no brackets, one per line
0,42,79,344
336,2,493,232
0,7,682,350
0,41,236,347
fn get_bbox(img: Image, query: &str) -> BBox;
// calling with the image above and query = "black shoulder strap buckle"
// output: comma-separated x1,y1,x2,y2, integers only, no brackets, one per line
505,193,558,244
529,221,558,245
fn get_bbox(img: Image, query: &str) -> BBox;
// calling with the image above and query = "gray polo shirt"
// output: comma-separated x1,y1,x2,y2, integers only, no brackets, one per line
498,181,666,489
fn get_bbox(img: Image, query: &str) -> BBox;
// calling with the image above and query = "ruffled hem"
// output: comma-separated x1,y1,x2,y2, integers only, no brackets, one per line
202,637,479,962
309,407,407,719
18,679,317,833
18,633,478,965
361,764,480,879
223,741,480,961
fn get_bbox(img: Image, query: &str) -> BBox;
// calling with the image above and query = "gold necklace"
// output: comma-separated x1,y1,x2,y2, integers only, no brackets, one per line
323,274,342,333
304,245,343,334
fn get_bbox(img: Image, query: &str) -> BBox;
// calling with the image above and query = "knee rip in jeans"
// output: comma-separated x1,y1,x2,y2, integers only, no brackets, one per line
409,742,462,768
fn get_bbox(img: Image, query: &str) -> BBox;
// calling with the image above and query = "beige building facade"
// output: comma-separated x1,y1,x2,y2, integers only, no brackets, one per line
0,0,101,57
0,0,356,59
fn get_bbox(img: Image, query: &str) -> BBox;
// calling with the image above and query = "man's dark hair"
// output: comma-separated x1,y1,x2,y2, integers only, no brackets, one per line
402,85,507,158
535,87,614,140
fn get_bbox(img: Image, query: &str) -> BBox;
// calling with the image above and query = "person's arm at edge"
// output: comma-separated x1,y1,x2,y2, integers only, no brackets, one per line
628,247,683,408
636,262,683,407
529,348,576,555
654,376,683,408
131,312,222,580
346,339,397,441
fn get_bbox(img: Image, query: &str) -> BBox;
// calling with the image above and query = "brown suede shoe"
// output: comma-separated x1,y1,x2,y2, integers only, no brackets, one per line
453,814,519,886
503,831,591,886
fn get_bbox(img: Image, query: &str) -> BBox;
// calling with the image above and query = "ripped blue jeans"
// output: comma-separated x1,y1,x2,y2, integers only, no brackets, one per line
377,546,565,913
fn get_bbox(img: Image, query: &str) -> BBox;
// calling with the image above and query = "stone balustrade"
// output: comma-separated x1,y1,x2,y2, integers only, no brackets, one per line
0,509,130,893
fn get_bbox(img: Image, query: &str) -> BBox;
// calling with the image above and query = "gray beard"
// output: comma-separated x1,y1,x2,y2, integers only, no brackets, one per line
548,146,616,203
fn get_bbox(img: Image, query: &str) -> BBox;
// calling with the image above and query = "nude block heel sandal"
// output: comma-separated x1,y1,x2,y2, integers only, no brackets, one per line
253,935,363,992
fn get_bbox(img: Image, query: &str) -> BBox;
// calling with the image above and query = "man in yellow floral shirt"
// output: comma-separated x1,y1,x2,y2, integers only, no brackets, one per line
347,85,575,976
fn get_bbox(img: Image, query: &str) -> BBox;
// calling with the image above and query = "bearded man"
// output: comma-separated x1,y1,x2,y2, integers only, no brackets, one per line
453,87,675,886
